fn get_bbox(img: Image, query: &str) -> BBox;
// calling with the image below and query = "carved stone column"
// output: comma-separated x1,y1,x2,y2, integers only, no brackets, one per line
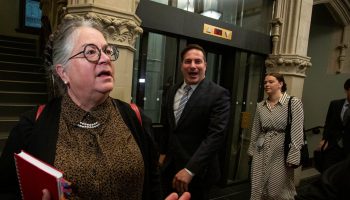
265,0,313,186
265,0,313,98
66,0,142,102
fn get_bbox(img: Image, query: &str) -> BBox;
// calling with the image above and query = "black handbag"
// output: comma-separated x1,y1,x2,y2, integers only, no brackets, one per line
313,142,326,172
284,96,309,168
314,141,345,172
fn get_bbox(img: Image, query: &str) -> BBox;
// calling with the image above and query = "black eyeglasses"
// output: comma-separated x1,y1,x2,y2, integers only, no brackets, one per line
68,43,119,63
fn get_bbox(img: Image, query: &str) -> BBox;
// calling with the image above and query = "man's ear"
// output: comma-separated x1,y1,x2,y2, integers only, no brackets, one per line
56,64,68,83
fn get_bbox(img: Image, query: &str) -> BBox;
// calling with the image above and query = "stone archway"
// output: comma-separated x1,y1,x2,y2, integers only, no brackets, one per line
313,0,350,73
314,0,350,25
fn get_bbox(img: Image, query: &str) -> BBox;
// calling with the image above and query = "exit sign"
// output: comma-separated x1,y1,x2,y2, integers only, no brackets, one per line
203,24,232,40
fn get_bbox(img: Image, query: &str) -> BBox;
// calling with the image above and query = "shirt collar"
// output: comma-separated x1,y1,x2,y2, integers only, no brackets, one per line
61,93,113,127
263,92,289,106
280,92,289,105
181,82,198,91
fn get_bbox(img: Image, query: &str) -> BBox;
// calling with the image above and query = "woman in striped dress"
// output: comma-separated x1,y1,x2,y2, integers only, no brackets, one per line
248,73,304,200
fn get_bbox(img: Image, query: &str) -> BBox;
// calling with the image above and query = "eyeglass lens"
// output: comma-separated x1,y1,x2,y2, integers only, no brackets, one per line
84,44,119,62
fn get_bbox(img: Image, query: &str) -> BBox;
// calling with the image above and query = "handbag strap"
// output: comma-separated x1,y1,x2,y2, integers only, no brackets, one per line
284,96,294,162
130,103,142,126
287,96,293,128
35,104,46,121
285,96,294,139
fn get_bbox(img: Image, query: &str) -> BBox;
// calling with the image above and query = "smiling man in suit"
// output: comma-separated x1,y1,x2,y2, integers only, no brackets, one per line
159,44,231,200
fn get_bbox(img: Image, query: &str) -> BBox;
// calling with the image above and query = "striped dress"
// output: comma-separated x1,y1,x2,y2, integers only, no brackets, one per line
248,93,304,200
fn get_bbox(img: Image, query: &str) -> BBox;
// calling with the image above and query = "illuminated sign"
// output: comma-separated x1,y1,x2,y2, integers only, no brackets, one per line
203,24,232,40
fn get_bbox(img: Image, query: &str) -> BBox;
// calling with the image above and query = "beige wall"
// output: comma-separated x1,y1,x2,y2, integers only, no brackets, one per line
303,5,348,130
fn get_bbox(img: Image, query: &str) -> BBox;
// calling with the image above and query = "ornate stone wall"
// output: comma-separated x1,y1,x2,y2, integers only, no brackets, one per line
64,13,142,48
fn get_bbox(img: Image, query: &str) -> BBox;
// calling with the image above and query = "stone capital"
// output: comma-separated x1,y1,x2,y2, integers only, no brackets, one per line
64,13,143,49
265,54,312,77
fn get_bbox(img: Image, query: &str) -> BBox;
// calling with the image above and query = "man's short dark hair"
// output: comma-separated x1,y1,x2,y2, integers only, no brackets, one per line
344,78,350,90
180,44,206,62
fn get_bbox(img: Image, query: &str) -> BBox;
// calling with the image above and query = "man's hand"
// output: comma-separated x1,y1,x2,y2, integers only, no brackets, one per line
172,169,193,193
159,154,166,167
165,192,191,200
316,139,328,151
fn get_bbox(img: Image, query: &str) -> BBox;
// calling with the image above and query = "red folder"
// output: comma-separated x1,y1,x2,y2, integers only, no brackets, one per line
14,150,65,200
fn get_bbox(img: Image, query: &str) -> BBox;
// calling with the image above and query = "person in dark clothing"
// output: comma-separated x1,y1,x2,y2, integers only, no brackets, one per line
295,155,350,200
159,44,231,200
0,17,161,200
315,78,350,172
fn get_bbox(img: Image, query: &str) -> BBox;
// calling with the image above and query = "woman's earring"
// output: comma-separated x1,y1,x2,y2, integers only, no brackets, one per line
64,81,68,85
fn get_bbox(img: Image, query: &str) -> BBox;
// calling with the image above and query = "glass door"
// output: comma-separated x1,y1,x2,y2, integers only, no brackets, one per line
133,34,266,185
132,32,178,123
221,51,266,184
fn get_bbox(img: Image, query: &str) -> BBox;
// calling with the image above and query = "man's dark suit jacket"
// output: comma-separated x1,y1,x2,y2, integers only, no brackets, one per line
320,98,349,171
323,99,345,146
160,78,230,186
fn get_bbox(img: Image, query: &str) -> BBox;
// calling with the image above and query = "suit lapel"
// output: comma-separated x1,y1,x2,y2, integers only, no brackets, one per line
176,79,207,126
338,99,346,122
169,83,182,127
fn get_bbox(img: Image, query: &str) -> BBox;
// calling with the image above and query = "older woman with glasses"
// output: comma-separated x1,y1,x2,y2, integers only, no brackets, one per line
0,18,162,200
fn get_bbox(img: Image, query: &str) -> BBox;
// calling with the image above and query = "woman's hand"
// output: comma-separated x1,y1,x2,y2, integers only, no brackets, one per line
42,189,51,200
165,192,191,200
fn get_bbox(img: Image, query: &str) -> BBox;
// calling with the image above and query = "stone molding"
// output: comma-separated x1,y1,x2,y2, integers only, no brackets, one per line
270,18,283,55
337,43,348,73
324,0,350,25
265,54,312,77
64,13,143,48
335,25,349,73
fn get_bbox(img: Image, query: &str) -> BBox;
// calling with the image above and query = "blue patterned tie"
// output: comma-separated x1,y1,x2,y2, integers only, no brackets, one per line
175,85,192,123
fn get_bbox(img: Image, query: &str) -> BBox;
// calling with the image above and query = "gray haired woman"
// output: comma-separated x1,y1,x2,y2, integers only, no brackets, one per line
0,18,161,200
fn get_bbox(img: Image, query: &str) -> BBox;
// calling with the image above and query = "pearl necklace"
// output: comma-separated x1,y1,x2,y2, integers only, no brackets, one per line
76,121,101,129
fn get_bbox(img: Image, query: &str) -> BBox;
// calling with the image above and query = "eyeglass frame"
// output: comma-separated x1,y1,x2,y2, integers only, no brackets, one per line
67,43,119,63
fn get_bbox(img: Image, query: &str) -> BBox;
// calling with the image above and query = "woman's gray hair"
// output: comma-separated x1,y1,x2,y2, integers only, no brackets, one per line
47,17,107,96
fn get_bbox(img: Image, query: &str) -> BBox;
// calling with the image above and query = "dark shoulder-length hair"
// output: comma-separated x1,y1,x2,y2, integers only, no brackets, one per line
266,72,287,92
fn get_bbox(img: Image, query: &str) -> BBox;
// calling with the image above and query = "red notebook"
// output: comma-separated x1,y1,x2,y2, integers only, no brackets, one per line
14,151,65,200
